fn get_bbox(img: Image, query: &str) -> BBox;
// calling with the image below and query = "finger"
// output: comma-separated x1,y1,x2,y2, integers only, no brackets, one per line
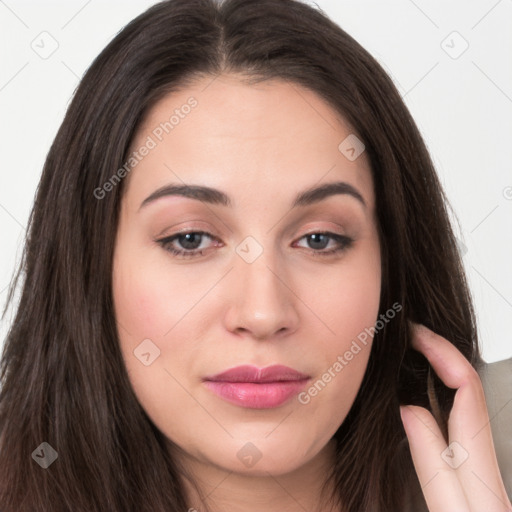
410,323,512,511
400,404,470,512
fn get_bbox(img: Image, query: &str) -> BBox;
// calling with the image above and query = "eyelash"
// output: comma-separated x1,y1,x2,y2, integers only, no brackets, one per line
155,230,354,259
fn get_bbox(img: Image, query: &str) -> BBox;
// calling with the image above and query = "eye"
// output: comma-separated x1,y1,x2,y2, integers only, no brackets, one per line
294,232,354,256
156,231,220,258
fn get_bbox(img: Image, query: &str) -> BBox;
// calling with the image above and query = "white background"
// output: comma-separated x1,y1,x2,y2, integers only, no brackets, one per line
1,0,511,362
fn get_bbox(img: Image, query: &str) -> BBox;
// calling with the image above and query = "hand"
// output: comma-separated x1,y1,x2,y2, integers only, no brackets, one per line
399,323,512,512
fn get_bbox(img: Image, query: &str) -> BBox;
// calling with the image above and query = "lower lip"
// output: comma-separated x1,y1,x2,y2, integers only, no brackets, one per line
203,380,309,409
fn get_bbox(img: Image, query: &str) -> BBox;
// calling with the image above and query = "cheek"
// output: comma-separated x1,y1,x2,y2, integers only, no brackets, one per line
113,271,170,341
112,256,204,435
302,242,381,347
296,241,381,415
111,244,211,389
112,245,201,341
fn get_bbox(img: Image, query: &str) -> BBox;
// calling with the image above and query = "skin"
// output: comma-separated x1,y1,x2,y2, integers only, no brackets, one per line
113,73,380,512
112,73,511,511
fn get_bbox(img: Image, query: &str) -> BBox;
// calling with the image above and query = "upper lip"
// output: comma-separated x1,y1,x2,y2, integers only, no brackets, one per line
204,365,309,383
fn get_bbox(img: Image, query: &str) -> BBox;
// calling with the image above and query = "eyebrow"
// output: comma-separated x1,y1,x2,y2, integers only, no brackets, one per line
139,180,366,211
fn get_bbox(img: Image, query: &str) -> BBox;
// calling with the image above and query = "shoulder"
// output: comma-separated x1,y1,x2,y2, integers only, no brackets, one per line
478,357,512,500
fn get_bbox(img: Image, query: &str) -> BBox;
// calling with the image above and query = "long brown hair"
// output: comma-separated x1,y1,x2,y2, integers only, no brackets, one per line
0,0,481,510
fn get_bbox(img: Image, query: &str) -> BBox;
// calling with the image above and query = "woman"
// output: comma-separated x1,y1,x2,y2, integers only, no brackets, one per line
0,0,510,510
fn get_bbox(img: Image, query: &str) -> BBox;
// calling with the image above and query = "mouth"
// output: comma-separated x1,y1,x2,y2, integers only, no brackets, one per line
202,365,310,409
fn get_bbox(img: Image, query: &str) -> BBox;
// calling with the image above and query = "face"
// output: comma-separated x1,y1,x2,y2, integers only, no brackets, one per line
112,73,381,479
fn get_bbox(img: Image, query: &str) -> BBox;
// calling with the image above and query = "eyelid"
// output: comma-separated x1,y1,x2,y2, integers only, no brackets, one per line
155,220,217,239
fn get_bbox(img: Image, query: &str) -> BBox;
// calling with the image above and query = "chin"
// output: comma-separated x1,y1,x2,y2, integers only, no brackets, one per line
196,436,326,477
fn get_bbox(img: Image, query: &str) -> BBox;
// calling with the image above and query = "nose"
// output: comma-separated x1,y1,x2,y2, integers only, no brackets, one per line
223,249,300,341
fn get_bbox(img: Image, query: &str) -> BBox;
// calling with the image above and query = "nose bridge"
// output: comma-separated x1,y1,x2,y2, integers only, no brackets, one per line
236,235,285,310
224,234,299,339
239,243,281,302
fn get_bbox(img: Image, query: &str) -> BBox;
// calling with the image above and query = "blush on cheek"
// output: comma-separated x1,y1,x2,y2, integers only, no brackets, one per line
113,269,169,343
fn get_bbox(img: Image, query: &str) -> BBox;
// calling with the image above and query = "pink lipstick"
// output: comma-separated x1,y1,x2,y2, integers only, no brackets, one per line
203,365,310,409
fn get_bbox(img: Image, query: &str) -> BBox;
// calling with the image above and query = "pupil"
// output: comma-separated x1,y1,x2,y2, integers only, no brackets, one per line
179,233,202,250
308,234,328,250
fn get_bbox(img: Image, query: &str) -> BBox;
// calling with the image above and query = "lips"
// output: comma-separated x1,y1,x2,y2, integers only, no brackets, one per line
205,364,309,383
203,365,310,409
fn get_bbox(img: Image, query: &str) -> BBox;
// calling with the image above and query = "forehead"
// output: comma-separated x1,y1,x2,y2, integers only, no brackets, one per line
125,73,375,214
